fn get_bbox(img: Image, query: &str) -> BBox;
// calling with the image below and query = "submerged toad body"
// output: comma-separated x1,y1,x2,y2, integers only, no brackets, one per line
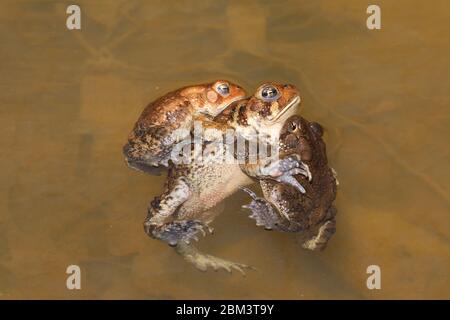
137,83,305,273
242,115,338,250
123,80,246,171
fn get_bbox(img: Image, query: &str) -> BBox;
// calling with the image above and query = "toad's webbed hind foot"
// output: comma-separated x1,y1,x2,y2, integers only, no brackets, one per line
146,220,211,247
175,242,254,275
241,187,280,230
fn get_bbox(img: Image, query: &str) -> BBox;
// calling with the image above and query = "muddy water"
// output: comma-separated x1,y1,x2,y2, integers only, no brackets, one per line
0,0,449,299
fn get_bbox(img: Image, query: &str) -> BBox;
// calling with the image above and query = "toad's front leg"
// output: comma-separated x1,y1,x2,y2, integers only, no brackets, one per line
260,155,311,194
241,154,311,194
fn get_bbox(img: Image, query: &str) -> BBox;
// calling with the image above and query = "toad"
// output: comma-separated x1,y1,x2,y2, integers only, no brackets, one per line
139,83,306,273
123,80,246,173
242,115,338,251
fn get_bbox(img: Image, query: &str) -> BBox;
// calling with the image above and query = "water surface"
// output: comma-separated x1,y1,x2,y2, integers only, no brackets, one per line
0,0,449,299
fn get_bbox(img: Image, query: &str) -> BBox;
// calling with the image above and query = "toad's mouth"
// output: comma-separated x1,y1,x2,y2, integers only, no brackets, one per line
267,95,301,123
125,158,163,176
224,95,246,108
207,95,246,116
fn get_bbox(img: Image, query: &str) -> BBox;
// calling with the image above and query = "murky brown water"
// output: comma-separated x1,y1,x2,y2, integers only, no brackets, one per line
0,0,449,299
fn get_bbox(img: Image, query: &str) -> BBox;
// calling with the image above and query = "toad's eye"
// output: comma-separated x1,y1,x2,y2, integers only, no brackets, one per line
260,86,279,101
287,121,297,133
215,83,230,97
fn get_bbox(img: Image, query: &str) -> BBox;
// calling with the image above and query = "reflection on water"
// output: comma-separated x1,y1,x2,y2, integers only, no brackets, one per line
0,0,449,299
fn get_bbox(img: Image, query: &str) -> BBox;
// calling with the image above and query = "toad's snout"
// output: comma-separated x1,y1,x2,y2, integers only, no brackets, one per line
122,142,163,175
123,142,142,163
123,142,133,160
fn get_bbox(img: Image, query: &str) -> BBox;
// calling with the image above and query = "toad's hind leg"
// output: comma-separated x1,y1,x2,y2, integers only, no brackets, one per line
301,219,336,251
302,210,336,251
144,176,190,229
240,187,282,230
175,241,254,275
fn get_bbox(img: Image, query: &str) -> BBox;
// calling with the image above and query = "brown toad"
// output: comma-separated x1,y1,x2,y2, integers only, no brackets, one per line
123,80,246,172
242,115,338,251
137,83,306,273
